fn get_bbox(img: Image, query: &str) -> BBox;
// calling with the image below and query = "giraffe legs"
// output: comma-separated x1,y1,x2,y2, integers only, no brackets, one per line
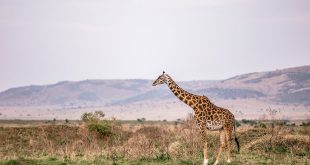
200,126,234,165
214,130,226,165
225,129,232,163
201,129,208,165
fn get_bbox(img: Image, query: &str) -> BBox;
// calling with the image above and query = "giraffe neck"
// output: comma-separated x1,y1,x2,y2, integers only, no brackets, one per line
166,76,198,108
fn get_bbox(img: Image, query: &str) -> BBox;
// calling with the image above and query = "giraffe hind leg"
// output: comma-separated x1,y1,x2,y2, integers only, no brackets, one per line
214,130,225,165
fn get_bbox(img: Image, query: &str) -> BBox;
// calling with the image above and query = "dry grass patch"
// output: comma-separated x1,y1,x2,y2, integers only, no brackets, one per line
0,118,309,164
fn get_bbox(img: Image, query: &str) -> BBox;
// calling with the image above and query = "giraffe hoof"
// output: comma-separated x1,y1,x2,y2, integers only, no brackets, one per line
203,159,208,165
213,160,219,165
227,159,231,163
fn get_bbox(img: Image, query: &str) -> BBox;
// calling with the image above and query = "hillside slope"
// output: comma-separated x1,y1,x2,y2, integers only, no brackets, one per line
0,66,309,107
210,65,310,105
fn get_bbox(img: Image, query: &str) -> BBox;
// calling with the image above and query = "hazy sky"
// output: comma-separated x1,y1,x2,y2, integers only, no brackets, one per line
0,0,309,91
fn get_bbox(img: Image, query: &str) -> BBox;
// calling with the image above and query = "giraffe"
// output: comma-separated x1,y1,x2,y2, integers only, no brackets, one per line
152,71,239,165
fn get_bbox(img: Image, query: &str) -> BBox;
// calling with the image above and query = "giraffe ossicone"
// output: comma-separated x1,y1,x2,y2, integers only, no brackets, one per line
153,72,240,165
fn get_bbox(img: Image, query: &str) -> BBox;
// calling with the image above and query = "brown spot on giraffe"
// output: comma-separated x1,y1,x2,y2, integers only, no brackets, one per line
152,72,240,165
188,101,194,107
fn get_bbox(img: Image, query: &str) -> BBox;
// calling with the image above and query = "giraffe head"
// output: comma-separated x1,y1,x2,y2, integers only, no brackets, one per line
152,71,169,86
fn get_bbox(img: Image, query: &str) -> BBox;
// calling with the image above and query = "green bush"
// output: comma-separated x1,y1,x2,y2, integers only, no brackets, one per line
5,160,20,165
241,119,257,126
88,122,112,138
81,111,113,138
155,153,170,161
235,120,241,127
274,143,288,153
254,122,267,128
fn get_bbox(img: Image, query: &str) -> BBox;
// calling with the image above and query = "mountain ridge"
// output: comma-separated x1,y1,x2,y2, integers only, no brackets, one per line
0,65,309,107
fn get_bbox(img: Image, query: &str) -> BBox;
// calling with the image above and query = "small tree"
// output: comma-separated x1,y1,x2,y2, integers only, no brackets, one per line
81,112,93,122
137,118,146,123
81,111,105,122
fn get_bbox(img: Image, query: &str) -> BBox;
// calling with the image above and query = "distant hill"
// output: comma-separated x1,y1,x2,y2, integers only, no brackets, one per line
212,65,310,105
0,65,309,107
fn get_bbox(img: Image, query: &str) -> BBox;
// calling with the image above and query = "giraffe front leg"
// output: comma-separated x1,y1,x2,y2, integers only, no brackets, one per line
201,129,208,165
214,130,226,165
226,130,232,163
203,142,208,165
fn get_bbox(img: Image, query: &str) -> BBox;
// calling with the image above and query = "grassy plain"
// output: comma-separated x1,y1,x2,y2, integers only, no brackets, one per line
0,118,309,165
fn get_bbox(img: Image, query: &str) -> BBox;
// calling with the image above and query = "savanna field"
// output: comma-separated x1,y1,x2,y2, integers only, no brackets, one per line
0,112,309,165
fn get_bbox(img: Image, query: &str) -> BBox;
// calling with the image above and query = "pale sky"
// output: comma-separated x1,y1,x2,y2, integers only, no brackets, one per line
0,0,309,91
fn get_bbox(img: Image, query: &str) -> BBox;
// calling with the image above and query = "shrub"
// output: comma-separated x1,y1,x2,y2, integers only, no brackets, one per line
88,122,112,138
241,119,257,126
254,122,267,128
274,143,288,153
155,152,170,161
5,160,20,165
137,118,146,123
235,120,241,127
81,111,112,138
301,121,310,126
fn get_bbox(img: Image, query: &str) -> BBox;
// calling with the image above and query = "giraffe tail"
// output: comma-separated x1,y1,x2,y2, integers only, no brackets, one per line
234,121,240,153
